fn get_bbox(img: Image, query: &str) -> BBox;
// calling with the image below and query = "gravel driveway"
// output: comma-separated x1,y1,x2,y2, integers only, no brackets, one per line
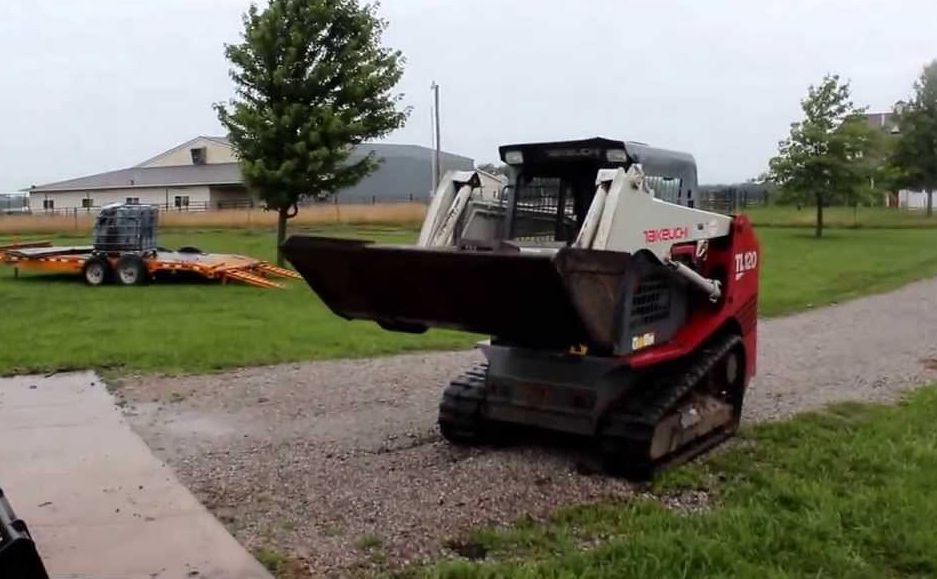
116,276,937,577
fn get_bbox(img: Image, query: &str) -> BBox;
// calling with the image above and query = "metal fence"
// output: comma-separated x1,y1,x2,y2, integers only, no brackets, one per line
2,186,770,223
0,195,29,215
5,193,430,218
697,187,771,214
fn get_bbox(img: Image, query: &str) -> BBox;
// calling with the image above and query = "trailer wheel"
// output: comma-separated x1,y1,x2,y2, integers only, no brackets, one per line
178,246,203,254
81,256,111,286
115,254,148,286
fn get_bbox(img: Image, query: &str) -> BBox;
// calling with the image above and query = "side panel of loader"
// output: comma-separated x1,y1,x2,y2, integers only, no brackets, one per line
479,343,639,436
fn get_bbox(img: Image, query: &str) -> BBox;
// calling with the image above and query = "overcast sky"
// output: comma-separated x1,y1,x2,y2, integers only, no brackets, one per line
1,0,934,192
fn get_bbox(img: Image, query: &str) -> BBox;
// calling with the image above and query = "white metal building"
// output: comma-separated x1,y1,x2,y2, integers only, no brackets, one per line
896,189,934,210
25,136,478,213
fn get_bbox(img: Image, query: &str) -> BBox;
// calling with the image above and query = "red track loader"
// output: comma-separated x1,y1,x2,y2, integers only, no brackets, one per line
282,137,760,479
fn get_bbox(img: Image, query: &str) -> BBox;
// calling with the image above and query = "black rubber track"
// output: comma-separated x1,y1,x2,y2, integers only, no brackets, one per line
438,362,490,444
436,333,745,480
598,332,744,480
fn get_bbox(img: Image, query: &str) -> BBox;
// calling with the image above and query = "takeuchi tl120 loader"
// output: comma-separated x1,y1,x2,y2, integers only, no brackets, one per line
282,137,760,479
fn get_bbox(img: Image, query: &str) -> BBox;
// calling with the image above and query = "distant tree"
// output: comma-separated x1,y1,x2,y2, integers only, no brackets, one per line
214,0,410,265
768,74,878,237
888,59,937,216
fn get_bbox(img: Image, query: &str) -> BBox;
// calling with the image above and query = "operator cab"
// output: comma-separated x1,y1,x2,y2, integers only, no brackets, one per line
496,137,698,245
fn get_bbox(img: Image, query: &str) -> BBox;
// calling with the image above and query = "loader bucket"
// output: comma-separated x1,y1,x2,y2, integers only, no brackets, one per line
281,235,639,351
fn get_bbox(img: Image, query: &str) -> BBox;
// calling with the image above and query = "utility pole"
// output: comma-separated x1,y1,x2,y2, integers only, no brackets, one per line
431,81,441,191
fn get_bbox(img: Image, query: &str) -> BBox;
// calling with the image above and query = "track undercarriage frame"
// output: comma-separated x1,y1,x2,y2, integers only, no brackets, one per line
438,330,748,480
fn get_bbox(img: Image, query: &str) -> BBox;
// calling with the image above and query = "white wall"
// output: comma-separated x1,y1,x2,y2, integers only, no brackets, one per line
29,186,211,212
898,189,934,210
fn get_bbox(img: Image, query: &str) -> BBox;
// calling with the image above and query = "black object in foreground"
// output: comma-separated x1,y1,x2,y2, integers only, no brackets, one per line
0,486,50,579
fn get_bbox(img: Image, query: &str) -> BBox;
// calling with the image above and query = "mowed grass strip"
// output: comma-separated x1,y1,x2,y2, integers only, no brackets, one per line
3,224,937,375
746,204,937,229
755,227,937,316
400,385,937,578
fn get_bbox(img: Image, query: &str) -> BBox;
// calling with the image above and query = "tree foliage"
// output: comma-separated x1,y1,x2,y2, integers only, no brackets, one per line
768,74,879,237
214,0,410,264
888,59,937,216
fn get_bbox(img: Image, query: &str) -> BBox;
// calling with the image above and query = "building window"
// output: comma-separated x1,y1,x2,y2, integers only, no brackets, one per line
174,195,190,208
43,198,54,210
82,198,93,208
190,147,207,165
125,197,139,205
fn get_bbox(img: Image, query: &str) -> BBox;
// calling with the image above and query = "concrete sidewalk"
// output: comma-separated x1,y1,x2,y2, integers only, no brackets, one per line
0,371,273,579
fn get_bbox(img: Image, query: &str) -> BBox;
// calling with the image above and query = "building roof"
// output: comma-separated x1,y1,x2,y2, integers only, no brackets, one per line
27,138,474,194
27,163,243,193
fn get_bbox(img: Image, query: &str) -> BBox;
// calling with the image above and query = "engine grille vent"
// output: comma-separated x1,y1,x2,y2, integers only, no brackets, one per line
630,273,672,327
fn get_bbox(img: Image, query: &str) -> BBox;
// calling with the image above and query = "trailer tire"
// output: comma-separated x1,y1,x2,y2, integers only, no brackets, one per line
115,254,148,286
178,246,203,254
81,256,111,287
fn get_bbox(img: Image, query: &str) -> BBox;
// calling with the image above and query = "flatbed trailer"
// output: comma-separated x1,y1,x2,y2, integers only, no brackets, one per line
0,203,302,289
0,240,301,289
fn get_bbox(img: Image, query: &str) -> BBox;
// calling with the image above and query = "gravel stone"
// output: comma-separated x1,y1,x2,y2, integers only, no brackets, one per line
118,276,937,577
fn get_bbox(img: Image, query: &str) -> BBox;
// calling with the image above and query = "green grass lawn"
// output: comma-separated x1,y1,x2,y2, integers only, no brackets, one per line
0,224,475,376
400,385,937,578
2,222,937,376
755,227,937,316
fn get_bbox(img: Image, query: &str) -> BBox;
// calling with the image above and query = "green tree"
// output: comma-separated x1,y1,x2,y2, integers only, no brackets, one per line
768,74,877,237
214,0,410,265
889,59,937,217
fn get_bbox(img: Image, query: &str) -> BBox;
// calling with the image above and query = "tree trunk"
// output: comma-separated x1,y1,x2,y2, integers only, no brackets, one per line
276,207,288,267
815,192,824,238
928,189,933,218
